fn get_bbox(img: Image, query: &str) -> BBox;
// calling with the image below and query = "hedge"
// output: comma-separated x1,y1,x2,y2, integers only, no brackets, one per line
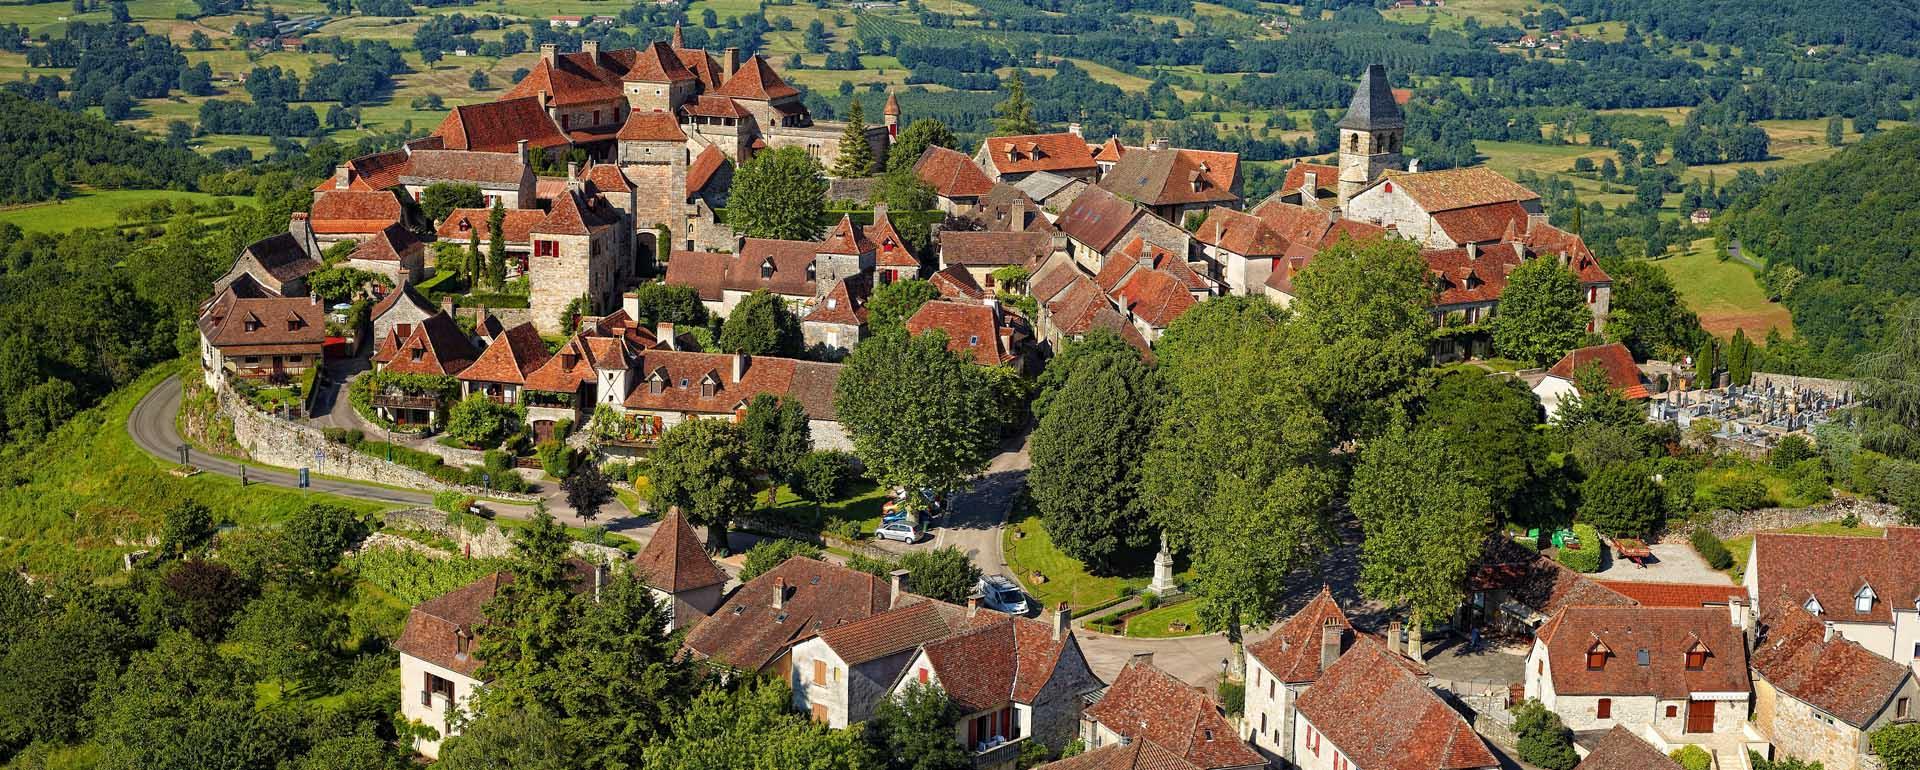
1555,524,1603,573
1690,528,1733,570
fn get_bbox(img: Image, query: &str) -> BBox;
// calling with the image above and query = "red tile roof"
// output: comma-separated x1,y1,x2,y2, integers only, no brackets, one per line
624,40,698,83
631,508,727,594
1547,343,1645,398
905,300,1017,366
981,133,1099,176
1522,220,1610,284
1297,638,1499,770
1085,658,1264,769
457,322,551,385
617,108,687,142
401,149,530,187
1058,185,1141,254
585,163,633,193
370,280,435,324
687,144,729,197
522,331,629,394
437,207,548,245
684,94,752,119
1112,263,1196,329
309,190,404,235
622,350,843,420
665,240,821,300
803,274,870,326
818,597,994,666
504,48,637,106
198,291,327,352
339,149,413,191
684,556,891,672
1097,147,1239,207
1377,166,1540,212
1572,726,1684,770
1466,541,1635,618
1431,200,1533,246
431,96,570,154
931,265,986,300
375,312,479,376
820,214,876,255
1194,206,1289,257
1045,275,1114,337
396,572,509,677
531,187,620,237
1424,242,1525,306
1246,586,1352,684
1036,740,1203,770
919,613,1076,712
1534,606,1749,699
1591,581,1746,609
1752,603,1913,728
348,223,424,263
1751,527,1920,625
916,146,996,199
712,54,799,100
1282,162,1340,195
940,230,1053,268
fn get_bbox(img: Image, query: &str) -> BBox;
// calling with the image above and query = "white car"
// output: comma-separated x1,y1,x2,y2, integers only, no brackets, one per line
975,575,1029,615
875,521,923,544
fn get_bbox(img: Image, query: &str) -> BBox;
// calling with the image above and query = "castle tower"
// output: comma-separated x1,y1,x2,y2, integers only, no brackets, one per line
883,90,901,138
1337,64,1405,209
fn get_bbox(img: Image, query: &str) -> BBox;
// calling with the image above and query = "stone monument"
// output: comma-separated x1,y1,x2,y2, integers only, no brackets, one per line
1148,532,1179,595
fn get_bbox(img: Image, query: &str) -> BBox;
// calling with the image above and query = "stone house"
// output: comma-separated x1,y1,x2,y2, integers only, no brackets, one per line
618,347,850,451
1524,606,1754,753
789,571,993,727
197,288,327,385
664,211,904,318
1056,185,1189,275
435,206,552,273
976,133,1099,184
396,572,500,759
1092,237,1211,344
456,322,552,408
1751,604,1919,770
308,188,407,249
343,223,428,283
1343,165,1549,251
216,213,322,297
1534,343,1650,421
527,183,625,334
937,230,1056,293
1010,171,1087,216
800,273,870,354
917,145,998,215
891,605,1102,769
396,149,537,210
684,556,893,676
518,330,632,440
1245,200,1389,306
370,312,480,425
1241,587,1351,765
1192,205,1289,296
1745,526,1920,677
1083,654,1263,770
429,97,571,157
1027,253,1151,355
905,299,1033,371
1095,143,1242,226
626,508,726,631
369,278,438,348
1294,638,1500,770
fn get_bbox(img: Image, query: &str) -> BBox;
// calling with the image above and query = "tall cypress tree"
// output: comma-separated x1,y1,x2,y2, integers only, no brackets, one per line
992,70,1038,136
486,199,508,288
831,97,874,178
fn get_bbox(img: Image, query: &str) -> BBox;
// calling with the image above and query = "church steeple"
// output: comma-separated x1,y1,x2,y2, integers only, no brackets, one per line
671,21,685,49
1337,64,1405,209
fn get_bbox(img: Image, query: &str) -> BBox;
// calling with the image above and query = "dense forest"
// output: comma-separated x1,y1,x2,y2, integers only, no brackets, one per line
0,93,218,204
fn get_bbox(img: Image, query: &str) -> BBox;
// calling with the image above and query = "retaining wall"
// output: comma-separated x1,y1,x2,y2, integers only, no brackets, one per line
1669,497,1902,542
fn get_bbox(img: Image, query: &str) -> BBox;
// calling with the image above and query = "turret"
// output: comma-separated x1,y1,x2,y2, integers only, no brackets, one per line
884,90,901,137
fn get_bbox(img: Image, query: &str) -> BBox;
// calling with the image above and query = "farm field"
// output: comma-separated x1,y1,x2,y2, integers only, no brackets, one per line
0,189,247,233
1653,240,1795,340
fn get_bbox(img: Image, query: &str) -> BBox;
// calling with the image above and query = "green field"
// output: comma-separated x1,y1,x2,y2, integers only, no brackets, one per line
1123,598,1203,638
0,189,248,233
1653,240,1795,340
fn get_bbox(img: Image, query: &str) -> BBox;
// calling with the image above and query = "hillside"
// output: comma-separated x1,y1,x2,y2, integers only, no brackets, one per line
0,92,218,204
1723,128,1920,358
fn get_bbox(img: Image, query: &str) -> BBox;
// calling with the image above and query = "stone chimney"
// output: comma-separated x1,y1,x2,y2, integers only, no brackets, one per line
442,294,457,315
537,89,550,111
622,292,640,320
731,352,748,382
1730,596,1749,631
1823,621,1836,643
1066,122,1082,138
517,139,529,166
657,322,676,350
724,47,740,80
566,161,579,185
333,165,351,190
396,267,412,289
288,212,316,257
1319,622,1344,672
890,569,910,607
540,43,557,67
1387,619,1403,657
1149,137,1171,151
582,39,599,63
1053,604,1072,641
1009,196,1027,231
773,577,788,610
967,590,983,618
1408,157,1421,174
1129,651,1155,668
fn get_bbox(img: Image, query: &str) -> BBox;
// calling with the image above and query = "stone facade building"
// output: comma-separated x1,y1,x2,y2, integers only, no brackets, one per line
1084,654,1263,770
1241,588,1350,765
1752,604,1919,770
1524,606,1753,751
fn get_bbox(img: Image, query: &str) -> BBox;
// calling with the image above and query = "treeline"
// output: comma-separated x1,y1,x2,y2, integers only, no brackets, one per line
0,93,218,204
1562,0,1920,57
22,22,185,109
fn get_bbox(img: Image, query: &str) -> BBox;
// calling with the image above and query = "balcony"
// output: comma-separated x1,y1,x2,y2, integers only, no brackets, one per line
372,392,442,410
971,737,1026,770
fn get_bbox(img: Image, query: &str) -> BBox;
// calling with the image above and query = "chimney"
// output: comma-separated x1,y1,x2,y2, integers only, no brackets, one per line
540,43,557,67
582,39,599,63
1466,242,1479,261
873,201,888,221
731,352,747,382
1408,157,1421,173
517,139,529,166
1301,170,1317,199
724,47,740,80
567,161,579,183
773,577,787,610
1513,241,1526,261
396,267,412,288
333,165,351,190
442,294,457,315
537,89,550,111
622,292,640,321
1010,195,1027,230
1558,251,1571,268
1129,651,1155,668
1053,603,1072,641
1527,212,1549,232
1823,621,1835,643
1149,137,1170,151
967,590,983,618
288,212,316,257
657,321,676,350
1319,622,1344,672
890,569,910,607
1066,122,1082,138
1387,619,1403,657
1729,595,1748,631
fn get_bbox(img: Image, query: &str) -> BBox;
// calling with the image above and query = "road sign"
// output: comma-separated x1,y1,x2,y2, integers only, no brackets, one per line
298,468,310,488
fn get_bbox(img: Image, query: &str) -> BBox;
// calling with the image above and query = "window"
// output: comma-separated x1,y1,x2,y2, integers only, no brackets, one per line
534,240,558,257
1806,596,1824,614
1686,643,1709,671
810,703,829,722
561,115,570,130
1537,660,1544,675
1856,586,1877,613
1587,287,1599,303
1637,649,1651,667
424,672,456,707
813,659,826,685
1269,680,1275,699
1260,714,1267,733
1587,644,1609,671
1898,698,1910,720
1336,755,1347,770
917,668,929,684
1597,699,1612,719
1666,705,1679,718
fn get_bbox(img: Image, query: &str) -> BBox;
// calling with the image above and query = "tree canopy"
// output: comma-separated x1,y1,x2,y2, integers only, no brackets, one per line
645,419,753,553
835,330,1005,511
719,289,803,356
1350,422,1493,625
729,146,829,241
1028,332,1158,573
1493,256,1591,367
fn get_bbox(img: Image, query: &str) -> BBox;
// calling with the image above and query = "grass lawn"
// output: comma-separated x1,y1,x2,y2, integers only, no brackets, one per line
1003,514,1155,612
1124,598,1203,638
1723,520,1883,581
1653,240,1795,340
753,479,890,536
0,360,386,577
1694,460,1828,510
0,189,246,233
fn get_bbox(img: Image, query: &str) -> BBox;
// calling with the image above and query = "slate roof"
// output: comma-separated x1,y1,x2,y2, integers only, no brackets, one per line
1097,147,1239,207
1013,170,1083,204
431,96,570,154
1751,527,1920,625
1036,740,1203,770
1573,726,1684,770
1337,64,1405,131
1534,606,1749,699
1547,343,1647,399
631,508,727,594
1298,638,1499,770
199,290,327,351
916,146,996,199
1377,166,1540,213
622,350,844,420
981,133,1099,176
1058,185,1141,254
458,322,551,385
684,556,891,672
1084,658,1264,769
309,190,404,235
940,230,1053,268
1246,586,1353,684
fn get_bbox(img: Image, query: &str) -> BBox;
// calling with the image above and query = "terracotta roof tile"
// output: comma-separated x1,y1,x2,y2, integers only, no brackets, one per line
916,146,996,199
684,556,890,672
1084,659,1264,769
664,240,822,299
920,613,1076,712
1547,343,1643,395
1431,201,1532,246
1377,166,1540,212
1035,740,1203,770
309,190,404,235
981,133,1098,176
818,598,992,665
1751,602,1913,728
523,331,629,393
905,300,1017,366
687,144,729,197
804,273,870,326
198,290,327,350
458,322,551,385
340,149,413,190
712,54,799,100
930,265,986,300
395,572,509,677
684,94,752,119
349,223,424,263
1097,147,1239,207
624,40,698,83
1058,185,1141,254
617,108,687,142
820,214,876,255
1752,527,1920,625
504,48,637,106
1246,586,1352,684
1282,162,1340,195
531,187,620,237
370,281,435,324
623,350,842,420
940,230,1053,268
1591,581,1745,608
431,96,570,154
1297,638,1499,770
1574,726,1684,770
1534,606,1749,699
865,213,915,268
585,162,633,193
1522,220,1610,284
1045,276,1113,337
1194,206,1289,257
631,508,727,593
375,312,479,376
437,207,548,245
400,149,530,187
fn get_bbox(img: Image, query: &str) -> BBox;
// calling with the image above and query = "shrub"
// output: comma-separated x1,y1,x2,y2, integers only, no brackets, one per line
1215,680,1245,716
1670,746,1712,770
1771,434,1815,469
1139,591,1161,610
738,538,823,581
483,449,513,472
1690,528,1733,570
794,450,856,502
896,547,984,604
1555,524,1603,573
829,518,863,542
1511,699,1579,770
536,440,574,477
1710,478,1773,511
554,418,574,439
433,490,473,515
444,393,520,448
844,553,895,576
1870,722,1920,770
1788,458,1833,503
1578,462,1665,538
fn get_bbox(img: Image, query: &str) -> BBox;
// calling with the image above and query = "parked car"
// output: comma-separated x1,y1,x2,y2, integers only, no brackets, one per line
888,487,945,516
875,521,923,544
974,575,1029,615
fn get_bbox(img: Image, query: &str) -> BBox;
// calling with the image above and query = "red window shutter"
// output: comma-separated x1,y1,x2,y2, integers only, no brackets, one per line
918,668,928,683
1598,698,1612,719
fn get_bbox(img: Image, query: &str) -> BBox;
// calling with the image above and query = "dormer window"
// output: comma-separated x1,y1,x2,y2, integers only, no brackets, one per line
1806,595,1825,615
287,318,304,331
761,258,775,279
679,378,689,389
805,263,816,280
1636,649,1650,667
410,348,424,362
827,298,838,310
1856,585,1877,613
1586,641,1610,670
245,319,262,332
1685,641,1710,671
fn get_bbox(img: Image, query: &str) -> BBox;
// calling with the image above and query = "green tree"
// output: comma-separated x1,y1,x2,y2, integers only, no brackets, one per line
0,603,133,750
446,393,520,448
89,632,267,770
646,419,753,553
992,70,1038,136
1287,237,1433,441
1872,722,1920,770
1140,297,1337,670
1727,328,1753,385
1028,335,1158,573
794,450,856,506
282,503,368,576
467,226,484,281
561,461,614,521
1350,422,1493,628
472,504,578,708
739,538,823,582
1859,305,1920,458
488,199,508,288
1603,260,1705,360
865,279,939,335
1031,329,1139,420
229,588,342,695
741,394,812,502
835,330,1004,520
642,679,879,770
159,500,217,558
868,683,968,770
730,146,828,241
627,282,710,327
895,546,982,604
152,558,251,641
1416,370,1548,519
833,97,876,177
875,167,936,217
1511,699,1579,770
719,289,803,356
1493,256,1590,366
886,118,957,174
438,705,576,770
1578,462,1665,537
420,182,483,225
1826,115,1846,147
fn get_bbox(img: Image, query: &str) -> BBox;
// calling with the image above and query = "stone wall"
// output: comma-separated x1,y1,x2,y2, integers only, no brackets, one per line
1668,498,1902,543
1751,372,1857,400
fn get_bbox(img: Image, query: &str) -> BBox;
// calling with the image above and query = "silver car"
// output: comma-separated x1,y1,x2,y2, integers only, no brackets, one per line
975,575,1029,615
875,521,923,544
